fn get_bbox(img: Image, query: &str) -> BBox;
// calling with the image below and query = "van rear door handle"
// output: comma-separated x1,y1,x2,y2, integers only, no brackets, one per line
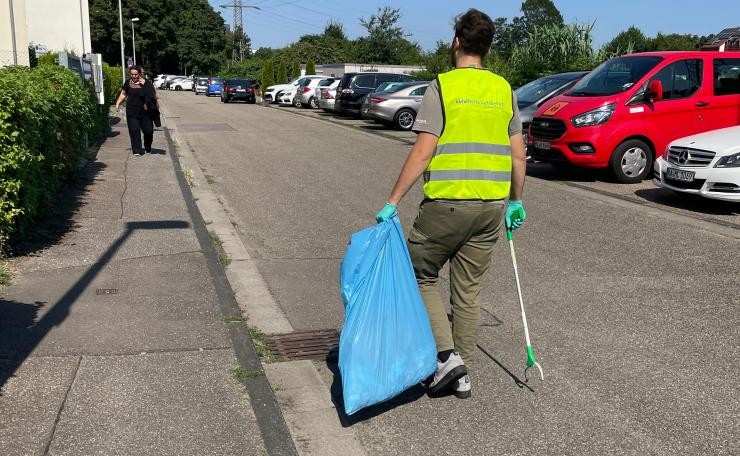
695,101,709,107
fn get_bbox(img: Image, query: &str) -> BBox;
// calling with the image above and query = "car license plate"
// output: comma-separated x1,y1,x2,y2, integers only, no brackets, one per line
666,167,695,182
236,89,246,92
534,140,551,150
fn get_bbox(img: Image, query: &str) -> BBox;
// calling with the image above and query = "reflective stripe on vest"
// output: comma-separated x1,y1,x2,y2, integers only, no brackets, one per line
424,69,514,200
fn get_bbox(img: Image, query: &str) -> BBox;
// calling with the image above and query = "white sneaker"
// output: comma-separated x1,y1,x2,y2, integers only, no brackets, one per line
452,375,471,399
429,352,467,394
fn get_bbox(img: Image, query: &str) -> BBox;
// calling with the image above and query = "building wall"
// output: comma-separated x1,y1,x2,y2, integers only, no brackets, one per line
26,0,91,56
313,63,423,78
1,0,31,67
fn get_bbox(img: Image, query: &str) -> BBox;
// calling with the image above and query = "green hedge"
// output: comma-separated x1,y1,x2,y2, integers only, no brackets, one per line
0,64,104,252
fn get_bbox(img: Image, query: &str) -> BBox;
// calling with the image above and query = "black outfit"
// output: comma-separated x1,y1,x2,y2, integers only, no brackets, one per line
122,79,155,154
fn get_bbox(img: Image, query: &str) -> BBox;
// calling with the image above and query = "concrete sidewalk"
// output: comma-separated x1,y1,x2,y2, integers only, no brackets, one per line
0,117,293,455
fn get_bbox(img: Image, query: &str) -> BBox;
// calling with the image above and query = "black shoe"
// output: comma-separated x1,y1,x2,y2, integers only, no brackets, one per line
133,151,144,156
145,149,152,154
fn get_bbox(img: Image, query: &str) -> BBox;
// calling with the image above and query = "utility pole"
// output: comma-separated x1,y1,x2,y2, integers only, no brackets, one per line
220,1,260,61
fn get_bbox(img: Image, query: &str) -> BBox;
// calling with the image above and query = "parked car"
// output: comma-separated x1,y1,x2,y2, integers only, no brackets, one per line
653,125,740,201
153,74,169,88
171,78,194,91
221,79,256,103
206,76,225,96
515,71,588,135
165,76,187,90
278,88,297,106
528,51,740,183
311,78,336,108
263,76,303,103
335,72,418,117
361,82,430,130
194,77,209,95
293,76,329,108
318,80,340,112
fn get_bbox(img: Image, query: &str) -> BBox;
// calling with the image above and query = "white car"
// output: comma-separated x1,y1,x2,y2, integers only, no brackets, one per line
263,77,301,104
171,79,194,91
294,76,331,108
278,88,297,106
654,125,740,202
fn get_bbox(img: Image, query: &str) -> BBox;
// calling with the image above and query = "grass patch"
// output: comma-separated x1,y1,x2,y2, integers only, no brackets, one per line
0,261,11,286
224,316,244,323
232,367,262,382
205,174,215,185
209,230,222,248
249,326,279,363
182,168,197,188
219,253,231,268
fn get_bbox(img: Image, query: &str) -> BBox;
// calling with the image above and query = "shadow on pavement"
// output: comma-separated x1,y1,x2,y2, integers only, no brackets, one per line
634,188,740,216
146,148,167,155
526,162,611,183
326,360,427,427
476,344,535,393
0,220,189,394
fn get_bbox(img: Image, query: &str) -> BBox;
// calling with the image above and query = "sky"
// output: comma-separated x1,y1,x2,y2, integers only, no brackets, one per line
208,0,738,52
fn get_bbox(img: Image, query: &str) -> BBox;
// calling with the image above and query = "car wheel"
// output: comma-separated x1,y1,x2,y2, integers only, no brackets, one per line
293,97,301,108
394,108,416,131
174,86,181,91
609,139,652,184
309,97,319,109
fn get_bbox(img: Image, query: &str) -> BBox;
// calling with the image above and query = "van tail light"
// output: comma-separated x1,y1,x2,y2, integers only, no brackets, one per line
341,88,354,94
300,87,312,94
247,87,254,93
370,97,387,104
226,87,234,93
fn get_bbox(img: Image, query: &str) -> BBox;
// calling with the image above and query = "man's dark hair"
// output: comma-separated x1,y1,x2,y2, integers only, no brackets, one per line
454,9,495,58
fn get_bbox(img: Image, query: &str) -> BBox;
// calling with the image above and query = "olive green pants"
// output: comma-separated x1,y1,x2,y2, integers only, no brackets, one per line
408,199,505,368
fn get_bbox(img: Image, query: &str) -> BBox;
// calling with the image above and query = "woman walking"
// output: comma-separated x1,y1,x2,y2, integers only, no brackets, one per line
115,66,156,156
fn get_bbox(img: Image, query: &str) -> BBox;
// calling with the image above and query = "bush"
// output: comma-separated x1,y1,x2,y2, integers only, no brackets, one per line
260,60,275,95
305,59,315,76
0,65,101,252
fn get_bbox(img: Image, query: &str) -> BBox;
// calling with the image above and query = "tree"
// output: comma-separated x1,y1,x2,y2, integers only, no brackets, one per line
291,60,300,78
305,59,316,76
277,60,287,83
519,0,564,34
354,6,422,64
649,33,702,51
412,40,451,80
602,26,649,56
260,59,275,94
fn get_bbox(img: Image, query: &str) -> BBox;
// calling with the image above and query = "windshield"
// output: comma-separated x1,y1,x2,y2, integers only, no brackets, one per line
569,56,663,96
515,77,573,105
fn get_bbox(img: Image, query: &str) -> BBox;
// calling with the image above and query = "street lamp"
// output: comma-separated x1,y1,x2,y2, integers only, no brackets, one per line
131,18,140,66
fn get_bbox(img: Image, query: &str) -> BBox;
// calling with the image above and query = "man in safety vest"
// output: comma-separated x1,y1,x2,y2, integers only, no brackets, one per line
376,8,527,399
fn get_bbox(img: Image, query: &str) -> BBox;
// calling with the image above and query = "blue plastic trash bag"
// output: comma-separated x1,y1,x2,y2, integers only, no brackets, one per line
339,216,437,415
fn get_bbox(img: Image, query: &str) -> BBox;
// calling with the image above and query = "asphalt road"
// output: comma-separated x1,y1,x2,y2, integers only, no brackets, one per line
160,90,739,456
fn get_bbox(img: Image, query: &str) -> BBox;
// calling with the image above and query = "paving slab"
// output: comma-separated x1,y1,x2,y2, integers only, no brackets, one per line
47,350,267,456
0,356,79,456
1,253,231,357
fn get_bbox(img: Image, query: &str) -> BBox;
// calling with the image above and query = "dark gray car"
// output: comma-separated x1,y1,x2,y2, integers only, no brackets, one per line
515,71,589,133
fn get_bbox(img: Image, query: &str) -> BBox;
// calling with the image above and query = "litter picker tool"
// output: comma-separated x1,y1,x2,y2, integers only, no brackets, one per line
506,210,544,382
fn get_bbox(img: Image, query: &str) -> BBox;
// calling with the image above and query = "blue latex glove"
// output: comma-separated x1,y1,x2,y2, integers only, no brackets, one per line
375,203,397,223
505,200,526,230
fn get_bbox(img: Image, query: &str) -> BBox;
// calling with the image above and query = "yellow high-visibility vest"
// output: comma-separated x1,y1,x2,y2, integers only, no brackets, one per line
424,68,513,200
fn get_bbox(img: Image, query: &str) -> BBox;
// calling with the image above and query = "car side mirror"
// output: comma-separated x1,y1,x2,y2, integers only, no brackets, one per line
647,80,663,102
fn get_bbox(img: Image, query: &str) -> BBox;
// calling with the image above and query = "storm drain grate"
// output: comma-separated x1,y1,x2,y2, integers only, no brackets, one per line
95,288,119,295
265,329,339,361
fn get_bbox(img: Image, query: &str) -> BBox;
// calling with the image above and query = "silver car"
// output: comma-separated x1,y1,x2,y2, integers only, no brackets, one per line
294,76,329,108
317,80,339,112
362,82,429,130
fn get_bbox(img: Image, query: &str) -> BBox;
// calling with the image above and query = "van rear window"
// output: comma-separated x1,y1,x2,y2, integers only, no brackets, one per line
714,58,740,96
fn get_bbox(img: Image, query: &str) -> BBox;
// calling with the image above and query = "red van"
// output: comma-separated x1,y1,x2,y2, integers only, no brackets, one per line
528,51,740,182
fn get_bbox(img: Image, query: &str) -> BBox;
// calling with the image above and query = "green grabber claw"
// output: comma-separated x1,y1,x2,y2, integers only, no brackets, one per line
507,211,544,383
524,345,544,382
505,207,526,241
